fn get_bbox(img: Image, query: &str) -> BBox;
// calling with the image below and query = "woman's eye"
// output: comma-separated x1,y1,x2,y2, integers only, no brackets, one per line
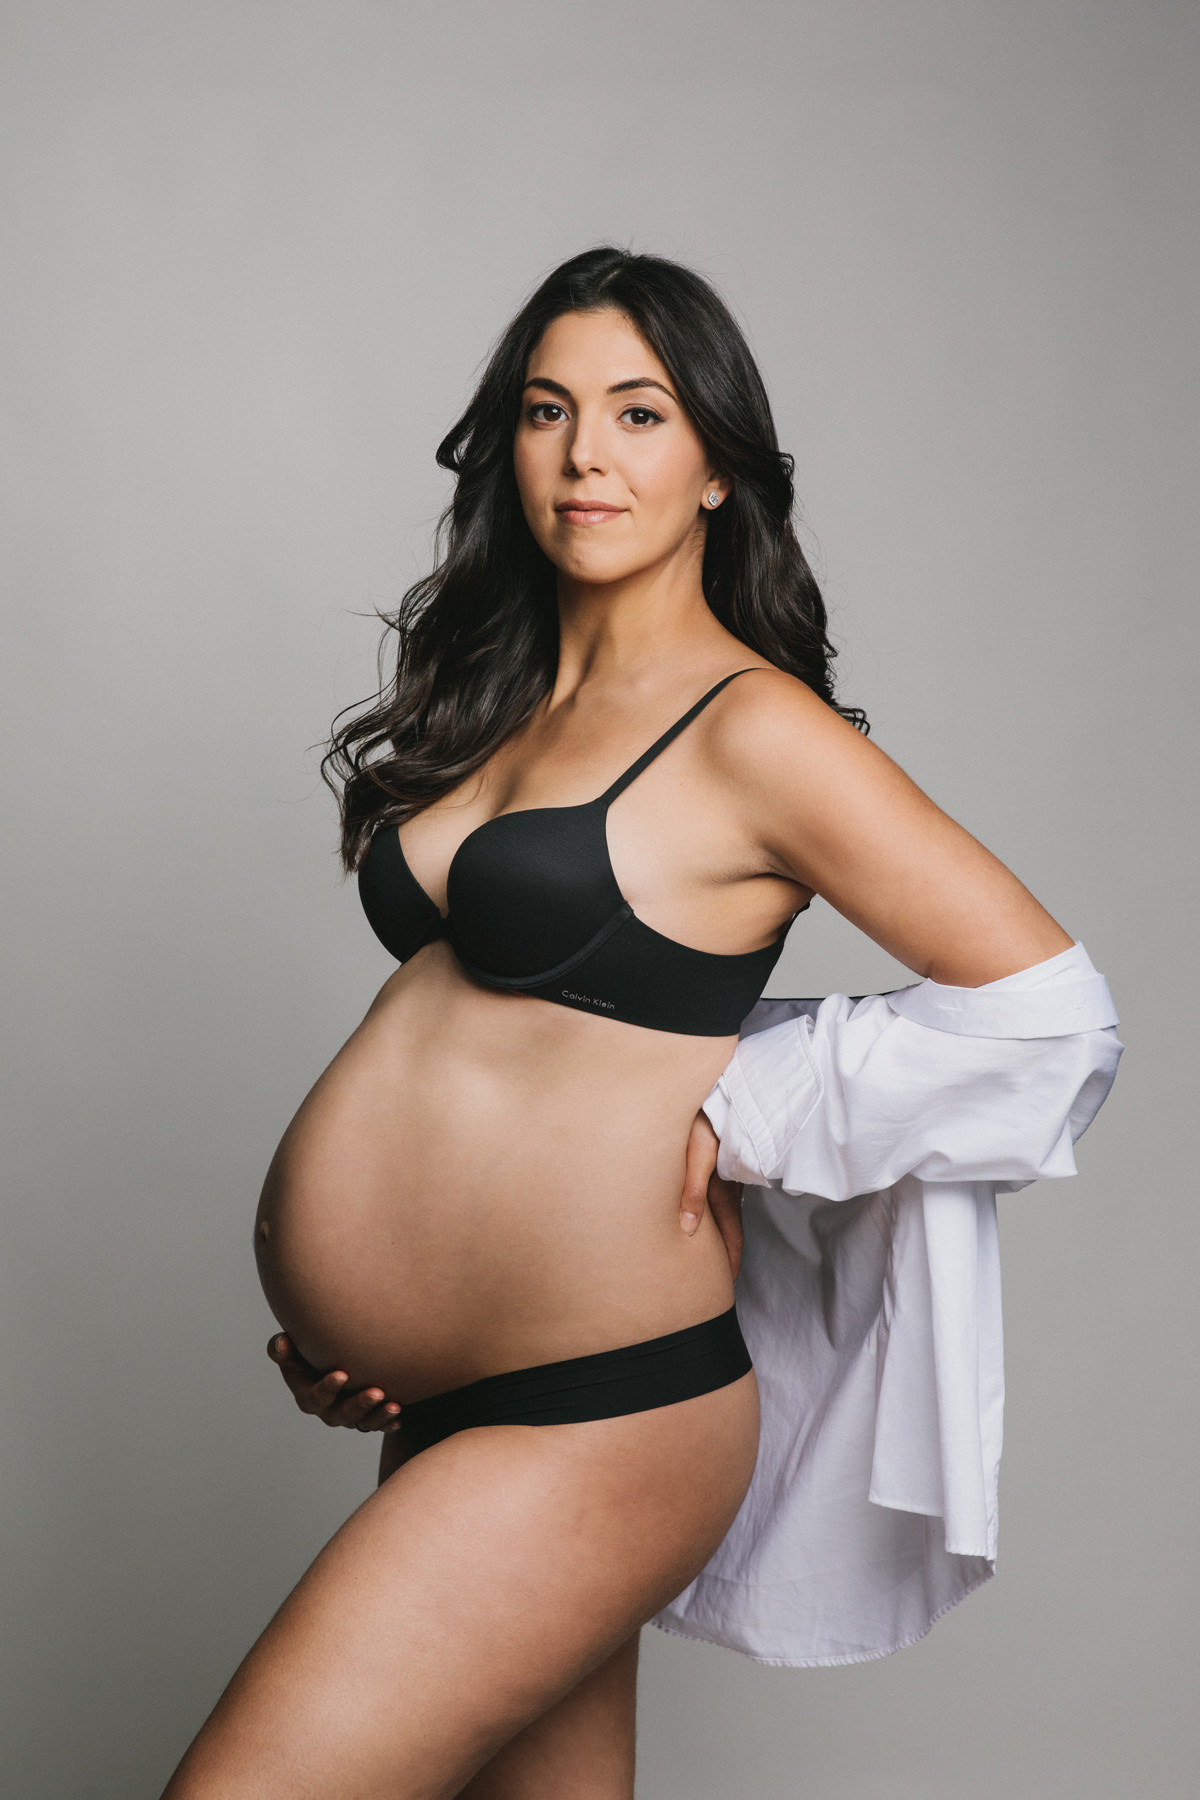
529,403,566,424
620,406,663,427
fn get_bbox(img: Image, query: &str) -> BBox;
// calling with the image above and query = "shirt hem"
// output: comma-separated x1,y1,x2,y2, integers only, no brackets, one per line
649,1561,996,1668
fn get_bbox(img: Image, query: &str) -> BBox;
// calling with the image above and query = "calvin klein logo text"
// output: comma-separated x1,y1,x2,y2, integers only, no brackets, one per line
562,990,615,1011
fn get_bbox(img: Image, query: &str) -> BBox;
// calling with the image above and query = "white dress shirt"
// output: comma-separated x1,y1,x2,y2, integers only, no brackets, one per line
653,942,1122,1666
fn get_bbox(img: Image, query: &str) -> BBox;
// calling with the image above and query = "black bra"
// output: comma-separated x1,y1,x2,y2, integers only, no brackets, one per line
357,668,799,1035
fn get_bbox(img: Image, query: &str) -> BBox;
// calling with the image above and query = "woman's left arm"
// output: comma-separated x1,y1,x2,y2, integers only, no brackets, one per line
678,674,1113,1241
721,672,1072,988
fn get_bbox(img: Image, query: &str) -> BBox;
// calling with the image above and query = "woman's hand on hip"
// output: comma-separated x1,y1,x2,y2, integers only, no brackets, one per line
680,1110,744,1282
267,1334,403,1432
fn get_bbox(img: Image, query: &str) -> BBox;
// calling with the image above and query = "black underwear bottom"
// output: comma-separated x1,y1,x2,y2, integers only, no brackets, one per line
400,1306,752,1455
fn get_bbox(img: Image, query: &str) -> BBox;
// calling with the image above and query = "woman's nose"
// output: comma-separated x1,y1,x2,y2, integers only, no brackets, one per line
563,411,607,478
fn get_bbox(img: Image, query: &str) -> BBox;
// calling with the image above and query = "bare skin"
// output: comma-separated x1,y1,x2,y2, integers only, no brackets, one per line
265,1111,744,1436
166,307,1070,1798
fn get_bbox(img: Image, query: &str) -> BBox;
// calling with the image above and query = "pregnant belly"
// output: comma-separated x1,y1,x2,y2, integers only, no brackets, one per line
255,960,738,1403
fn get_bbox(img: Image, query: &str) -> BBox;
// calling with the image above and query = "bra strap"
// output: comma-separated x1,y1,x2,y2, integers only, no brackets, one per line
595,668,762,807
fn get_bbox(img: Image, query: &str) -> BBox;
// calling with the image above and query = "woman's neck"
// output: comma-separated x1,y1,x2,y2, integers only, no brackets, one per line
551,565,736,705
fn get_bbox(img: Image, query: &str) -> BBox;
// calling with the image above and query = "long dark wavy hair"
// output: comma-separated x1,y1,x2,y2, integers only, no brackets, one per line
325,246,866,869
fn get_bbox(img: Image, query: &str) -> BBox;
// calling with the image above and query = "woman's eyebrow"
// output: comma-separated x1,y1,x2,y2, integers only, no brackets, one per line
606,377,676,399
521,376,677,401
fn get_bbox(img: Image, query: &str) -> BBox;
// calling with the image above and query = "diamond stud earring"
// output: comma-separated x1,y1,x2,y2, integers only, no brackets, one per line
708,491,720,507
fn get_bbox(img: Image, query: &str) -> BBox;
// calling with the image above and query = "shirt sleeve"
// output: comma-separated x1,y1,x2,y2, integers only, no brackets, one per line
660,943,1123,1668
702,942,1123,1200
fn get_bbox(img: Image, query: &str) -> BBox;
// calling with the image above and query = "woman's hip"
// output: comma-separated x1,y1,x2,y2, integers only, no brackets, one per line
396,1305,754,1456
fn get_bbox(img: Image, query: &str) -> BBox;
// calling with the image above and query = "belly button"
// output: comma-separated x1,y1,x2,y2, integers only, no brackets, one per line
257,1219,271,1242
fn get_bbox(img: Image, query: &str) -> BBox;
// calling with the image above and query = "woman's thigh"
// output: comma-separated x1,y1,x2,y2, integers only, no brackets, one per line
162,1374,758,1800
455,1634,639,1800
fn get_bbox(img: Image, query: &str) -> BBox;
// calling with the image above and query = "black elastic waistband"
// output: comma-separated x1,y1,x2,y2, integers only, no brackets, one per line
400,1306,752,1454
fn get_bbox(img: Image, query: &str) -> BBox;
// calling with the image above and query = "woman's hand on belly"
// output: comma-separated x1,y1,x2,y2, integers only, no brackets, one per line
268,1334,404,1434
678,1111,744,1282
263,1109,739,1437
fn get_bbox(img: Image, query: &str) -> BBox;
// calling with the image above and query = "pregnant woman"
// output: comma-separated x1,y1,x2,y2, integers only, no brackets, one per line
163,247,1087,1798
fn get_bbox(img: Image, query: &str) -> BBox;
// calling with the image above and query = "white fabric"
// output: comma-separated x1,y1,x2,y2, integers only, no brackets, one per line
653,942,1122,1667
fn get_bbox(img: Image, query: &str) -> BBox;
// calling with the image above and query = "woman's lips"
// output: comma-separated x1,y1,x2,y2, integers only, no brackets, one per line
555,501,626,525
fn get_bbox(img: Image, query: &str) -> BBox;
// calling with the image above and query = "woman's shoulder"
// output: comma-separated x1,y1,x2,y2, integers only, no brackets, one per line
701,660,905,842
710,662,868,770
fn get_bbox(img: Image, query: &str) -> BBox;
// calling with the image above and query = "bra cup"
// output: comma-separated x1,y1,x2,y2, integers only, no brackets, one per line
358,825,443,963
357,670,795,1031
446,804,625,979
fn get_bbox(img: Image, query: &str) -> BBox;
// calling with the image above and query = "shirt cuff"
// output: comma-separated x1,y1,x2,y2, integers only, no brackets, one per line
700,1077,734,1140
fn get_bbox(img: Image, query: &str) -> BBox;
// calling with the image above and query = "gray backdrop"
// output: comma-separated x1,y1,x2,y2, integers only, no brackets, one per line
3,3,1196,1795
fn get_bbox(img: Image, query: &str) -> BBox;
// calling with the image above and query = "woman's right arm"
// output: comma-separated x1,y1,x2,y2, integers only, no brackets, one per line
267,1334,403,1432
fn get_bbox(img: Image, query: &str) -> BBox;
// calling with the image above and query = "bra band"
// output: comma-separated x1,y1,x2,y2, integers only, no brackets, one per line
399,1306,752,1453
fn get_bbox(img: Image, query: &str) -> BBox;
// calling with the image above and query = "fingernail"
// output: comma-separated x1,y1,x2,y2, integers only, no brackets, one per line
366,1391,383,1404
332,1373,348,1385
681,1211,700,1232
385,1403,400,1416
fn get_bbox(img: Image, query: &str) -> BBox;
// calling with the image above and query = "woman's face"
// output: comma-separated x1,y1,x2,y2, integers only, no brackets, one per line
513,307,725,590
